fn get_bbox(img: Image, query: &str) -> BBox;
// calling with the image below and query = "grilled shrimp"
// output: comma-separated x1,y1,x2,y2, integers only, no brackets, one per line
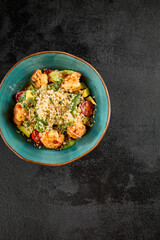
41,130,64,149
61,72,81,92
31,69,48,88
13,103,26,126
67,121,86,139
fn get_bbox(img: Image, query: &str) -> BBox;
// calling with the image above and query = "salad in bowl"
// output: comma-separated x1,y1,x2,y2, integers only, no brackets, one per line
13,69,97,150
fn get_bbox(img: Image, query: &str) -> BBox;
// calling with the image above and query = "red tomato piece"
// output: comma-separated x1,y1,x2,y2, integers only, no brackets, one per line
17,104,22,109
15,91,25,102
80,100,94,117
44,70,54,75
61,72,69,78
32,130,43,146
53,140,59,144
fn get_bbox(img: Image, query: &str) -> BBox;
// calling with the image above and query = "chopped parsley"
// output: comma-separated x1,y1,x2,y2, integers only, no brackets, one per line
49,97,54,104
35,122,43,132
67,122,74,126
56,118,62,121
58,125,62,130
19,92,26,103
62,126,67,134
48,79,63,91
54,79,63,91
34,98,37,104
36,117,48,126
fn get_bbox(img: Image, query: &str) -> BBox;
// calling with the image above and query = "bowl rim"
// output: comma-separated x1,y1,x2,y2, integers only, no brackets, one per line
0,51,111,166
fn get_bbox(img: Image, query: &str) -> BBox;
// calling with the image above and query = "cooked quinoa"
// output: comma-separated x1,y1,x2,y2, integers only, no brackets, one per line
23,86,85,133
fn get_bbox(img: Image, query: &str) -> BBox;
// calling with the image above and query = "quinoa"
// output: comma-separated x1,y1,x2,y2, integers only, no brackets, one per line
23,85,85,132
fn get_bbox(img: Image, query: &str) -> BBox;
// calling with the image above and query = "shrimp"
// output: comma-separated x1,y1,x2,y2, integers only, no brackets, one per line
13,103,26,126
31,69,48,88
41,129,64,149
67,121,86,139
61,72,81,92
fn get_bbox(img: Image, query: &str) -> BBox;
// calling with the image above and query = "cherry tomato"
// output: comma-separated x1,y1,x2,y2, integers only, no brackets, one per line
32,130,43,146
15,91,25,102
80,100,94,117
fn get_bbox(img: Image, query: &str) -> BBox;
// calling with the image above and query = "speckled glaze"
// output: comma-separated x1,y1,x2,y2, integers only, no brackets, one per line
0,51,111,165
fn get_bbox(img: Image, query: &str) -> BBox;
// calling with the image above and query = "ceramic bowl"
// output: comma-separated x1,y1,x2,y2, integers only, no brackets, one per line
0,51,111,166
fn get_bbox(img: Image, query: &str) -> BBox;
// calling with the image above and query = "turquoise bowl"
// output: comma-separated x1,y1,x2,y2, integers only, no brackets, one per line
0,51,111,166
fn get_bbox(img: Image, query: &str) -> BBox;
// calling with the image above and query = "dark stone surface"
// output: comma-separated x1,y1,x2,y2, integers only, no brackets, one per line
0,0,160,239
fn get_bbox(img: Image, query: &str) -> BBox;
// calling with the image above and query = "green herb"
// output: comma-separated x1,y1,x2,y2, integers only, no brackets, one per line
71,95,80,114
27,122,30,127
59,101,63,105
69,94,72,98
56,118,62,121
48,79,63,91
19,92,26,103
48,84,55,90
49,97,54,104
58,125,62,130
67,122,74,126
22,100,35,110
35,122,43,132
54,79,63,91
30,103,34,108
29,98,37,108
32,89,37,95
22,103,28,110
62,127,67,134
36,117,48,126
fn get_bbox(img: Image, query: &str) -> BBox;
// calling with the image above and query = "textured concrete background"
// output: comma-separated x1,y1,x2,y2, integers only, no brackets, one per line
0,0,160,239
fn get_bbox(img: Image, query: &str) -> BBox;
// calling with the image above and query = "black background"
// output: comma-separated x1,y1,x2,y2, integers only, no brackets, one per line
0,0,160,239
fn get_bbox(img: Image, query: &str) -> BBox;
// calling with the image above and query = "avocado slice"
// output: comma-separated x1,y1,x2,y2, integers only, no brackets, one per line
83,116,89,124
17,126,31,137
81,82,87,89
26,90,34,101
60,70,74,75
49,70,61,82
83,88,90,98
86,96,97,105
61,139,76,149
27,85,34,90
